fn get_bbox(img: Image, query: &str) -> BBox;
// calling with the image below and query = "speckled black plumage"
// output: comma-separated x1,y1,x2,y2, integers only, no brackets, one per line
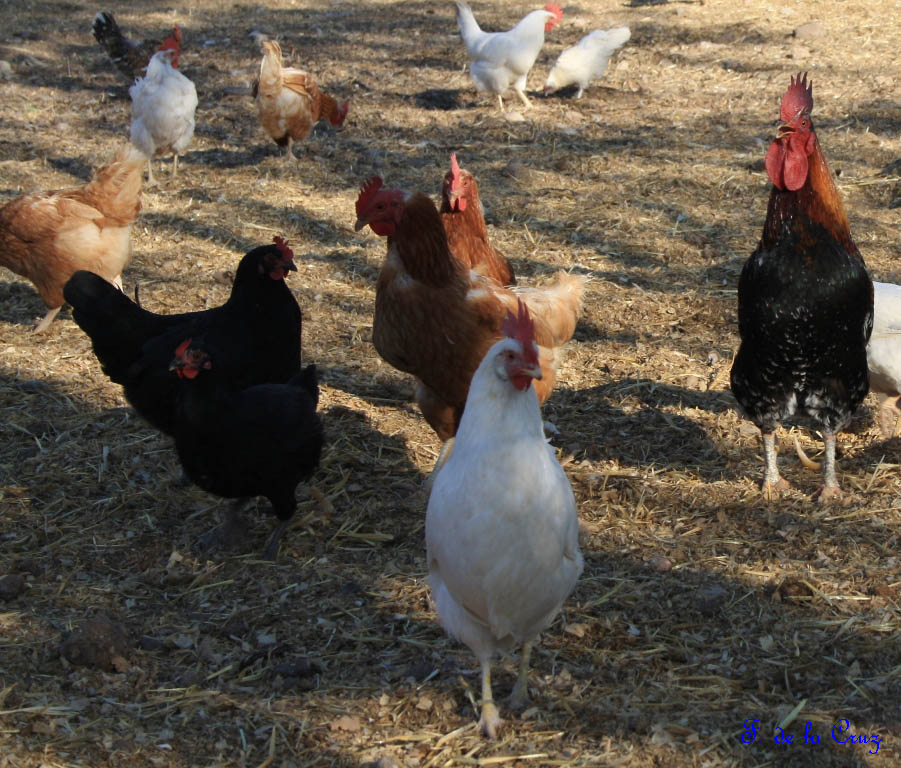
731,188,873,436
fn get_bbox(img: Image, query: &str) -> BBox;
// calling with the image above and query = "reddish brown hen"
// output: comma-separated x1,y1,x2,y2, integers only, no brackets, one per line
440,153,516,286
354,176,583,443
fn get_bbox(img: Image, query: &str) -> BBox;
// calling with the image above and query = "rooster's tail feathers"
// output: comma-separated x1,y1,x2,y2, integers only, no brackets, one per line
92,11,121,47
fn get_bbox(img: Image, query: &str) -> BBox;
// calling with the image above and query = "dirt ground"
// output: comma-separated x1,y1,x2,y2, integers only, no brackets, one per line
1,0,900,766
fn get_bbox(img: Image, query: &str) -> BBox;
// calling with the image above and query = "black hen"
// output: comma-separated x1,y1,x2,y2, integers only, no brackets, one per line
63,238,301,436
170,340,323,559
730,73,873,502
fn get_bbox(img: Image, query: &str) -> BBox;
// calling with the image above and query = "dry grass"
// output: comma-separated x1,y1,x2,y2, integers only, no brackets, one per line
1,0,900,766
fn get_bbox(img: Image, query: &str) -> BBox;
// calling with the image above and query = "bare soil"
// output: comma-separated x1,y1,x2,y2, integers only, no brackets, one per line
1,1,900,766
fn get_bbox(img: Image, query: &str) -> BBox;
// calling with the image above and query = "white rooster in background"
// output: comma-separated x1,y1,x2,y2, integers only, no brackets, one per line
129,49,198,184
454,0,563,111
545,27,631,98
867,282,901,439
425,301,583,739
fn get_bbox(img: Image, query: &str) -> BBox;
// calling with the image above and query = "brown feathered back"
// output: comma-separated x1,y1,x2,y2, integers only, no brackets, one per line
0,145,145,313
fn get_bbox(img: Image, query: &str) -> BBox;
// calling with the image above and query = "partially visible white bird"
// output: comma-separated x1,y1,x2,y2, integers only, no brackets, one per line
425,300,583,739
545,27,631,99
454,0,563,112
129,49,198,184
867,281,901,439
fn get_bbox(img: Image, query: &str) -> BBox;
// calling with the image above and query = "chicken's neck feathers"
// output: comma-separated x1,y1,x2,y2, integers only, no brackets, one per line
454,362,545,452
392,193,465,287
762,137,857,258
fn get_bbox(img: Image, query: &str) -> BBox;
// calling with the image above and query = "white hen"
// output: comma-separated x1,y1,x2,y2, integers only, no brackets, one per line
454,0,563,111
867,282,901,438
425,300,583,739
545,27,631,98
130,49,198,184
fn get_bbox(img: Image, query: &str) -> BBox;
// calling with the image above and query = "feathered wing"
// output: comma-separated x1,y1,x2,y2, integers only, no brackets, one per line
130,55,197,156
867,282,901,396
0,146,144,310
547,27,630,93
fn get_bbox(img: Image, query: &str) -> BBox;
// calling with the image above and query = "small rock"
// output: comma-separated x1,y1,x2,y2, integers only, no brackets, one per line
60,616,130,672
683,374,707,391
139,635,166,652
373,756,403,768
415,695,433,711
696,585,727,616
0,574,26,601
0,60,12,80
649,555,672,572
503,110,526,123
502,158,537,185
793,21,826,40
706,350,721,366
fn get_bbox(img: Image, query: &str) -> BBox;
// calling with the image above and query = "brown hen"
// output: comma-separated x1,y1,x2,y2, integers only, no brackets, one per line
440,153,516,287
253,41,348,162
0,145,145,331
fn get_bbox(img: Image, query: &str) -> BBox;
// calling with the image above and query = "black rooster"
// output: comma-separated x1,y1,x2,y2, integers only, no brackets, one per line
731,73,873,502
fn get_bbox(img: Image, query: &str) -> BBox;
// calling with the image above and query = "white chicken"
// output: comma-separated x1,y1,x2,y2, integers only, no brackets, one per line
425,300,583,739
545,27,631,99
129,49,198,184
867,282,901,439
454,0,563,111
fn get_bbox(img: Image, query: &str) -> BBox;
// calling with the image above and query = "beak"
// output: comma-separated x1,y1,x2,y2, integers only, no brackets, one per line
286,260,298,272
168,360,180,372
520,363,543,380
354,217,368,232
775,123,793,139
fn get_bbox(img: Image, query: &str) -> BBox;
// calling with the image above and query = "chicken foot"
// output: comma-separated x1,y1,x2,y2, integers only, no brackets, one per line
479,659,503,739
262,519,290,561
877,393,901,440
507,642,532,710
816,433,842,504
761,431,791,499
514,88,532,109
33,306,62,333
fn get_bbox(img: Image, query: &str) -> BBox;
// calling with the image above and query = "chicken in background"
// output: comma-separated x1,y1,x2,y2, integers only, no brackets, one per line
425,301,582,738
92,10,182,81
866,281,901,439
170,341,323,560
454,0,563,111
440,153,515,286
0,144,145,331
129,49,198,184
63,238,302,437
253,41,348,162
730,73,873,502
354,176,584,444
544,27,631,99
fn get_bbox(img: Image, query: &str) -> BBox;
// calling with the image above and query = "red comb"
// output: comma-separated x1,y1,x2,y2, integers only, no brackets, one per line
449,152,463,193
780,72,813,122
545,3,563,27
356,177,383,218
174,338,192,359
502,300,538,365
273,235,294,261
